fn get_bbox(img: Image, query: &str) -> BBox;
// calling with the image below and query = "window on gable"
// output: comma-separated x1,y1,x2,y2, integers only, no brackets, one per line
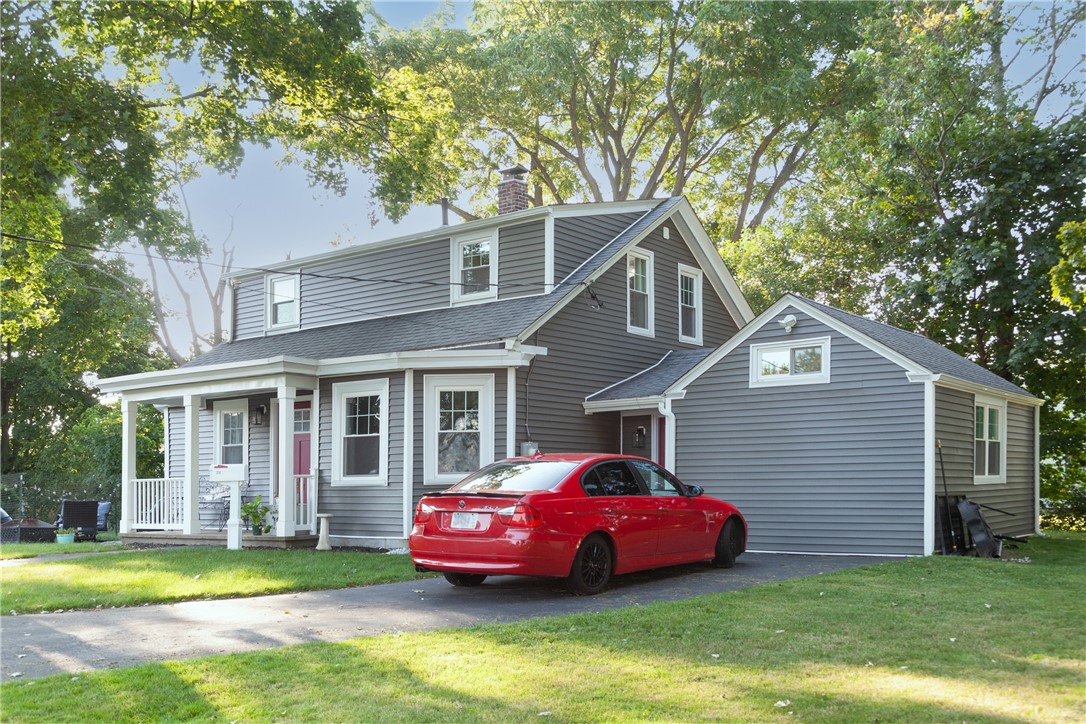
678,264,702,345
974,397,1007,483
266,274,299,329
424,374,494,484
452,231,497,304
627,250,654,336
331,380,388,485
749,337,831,387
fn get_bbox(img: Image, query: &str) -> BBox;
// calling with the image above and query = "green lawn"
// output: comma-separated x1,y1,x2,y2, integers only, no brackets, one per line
3,533,1083,722
0,535,121,560
1,547,430,614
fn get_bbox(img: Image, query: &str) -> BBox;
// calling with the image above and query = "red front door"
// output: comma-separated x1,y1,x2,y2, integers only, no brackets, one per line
293,401,311,476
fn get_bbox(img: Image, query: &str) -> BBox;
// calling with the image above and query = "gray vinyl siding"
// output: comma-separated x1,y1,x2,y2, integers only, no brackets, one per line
300,238,449,330
638,222,740,347
166,407,185,479
934,387,1035,537
232,278,265,340
245,397,272,503
318,372,406,538
498,221,546,298
554,212,643,283
673,309,926,556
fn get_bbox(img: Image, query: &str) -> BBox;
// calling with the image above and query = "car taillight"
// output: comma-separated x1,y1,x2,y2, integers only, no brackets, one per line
414,502,433,523
496,503,542,528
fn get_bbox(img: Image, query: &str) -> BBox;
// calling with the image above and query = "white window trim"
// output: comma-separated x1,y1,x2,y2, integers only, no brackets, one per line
626,249,655,337
974,394,1008,485
749,336,832,388
265,273,299,332
331,379,389,487
424,373,495,486
450,230,498,305
677,263,703,346
213,399,248,474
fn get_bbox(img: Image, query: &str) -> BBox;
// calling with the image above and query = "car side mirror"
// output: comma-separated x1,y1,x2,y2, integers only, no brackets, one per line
686,485,703,498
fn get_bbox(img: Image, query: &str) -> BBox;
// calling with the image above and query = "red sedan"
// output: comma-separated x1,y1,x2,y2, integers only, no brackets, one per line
409,453,746,594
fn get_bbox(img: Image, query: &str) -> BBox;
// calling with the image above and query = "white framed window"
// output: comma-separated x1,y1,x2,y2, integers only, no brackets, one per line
213,399,248,478
677,263,703,345
627,249,654,336
265,274,299,330
451,230,498,304
331,379,389,486
749,337,831,387
974,396,1007,484
424,374,495,485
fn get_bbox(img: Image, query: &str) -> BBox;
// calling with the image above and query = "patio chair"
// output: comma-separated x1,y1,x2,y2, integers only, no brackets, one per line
56,499,101,541
199,478,231,531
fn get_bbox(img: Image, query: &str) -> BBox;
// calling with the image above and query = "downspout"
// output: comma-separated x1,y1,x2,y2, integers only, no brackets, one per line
657,398,676,471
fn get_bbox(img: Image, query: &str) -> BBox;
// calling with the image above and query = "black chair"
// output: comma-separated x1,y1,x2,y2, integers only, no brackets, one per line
57,500,101,541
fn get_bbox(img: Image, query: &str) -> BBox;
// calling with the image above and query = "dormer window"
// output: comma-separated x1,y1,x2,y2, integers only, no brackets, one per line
451,230,497,304
266,274,299,330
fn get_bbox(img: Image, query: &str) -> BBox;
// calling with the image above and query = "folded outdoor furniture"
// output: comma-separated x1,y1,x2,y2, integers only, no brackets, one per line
56,499,102,541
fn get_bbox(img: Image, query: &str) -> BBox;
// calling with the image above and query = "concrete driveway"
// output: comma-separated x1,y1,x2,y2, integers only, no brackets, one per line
1,552,891,681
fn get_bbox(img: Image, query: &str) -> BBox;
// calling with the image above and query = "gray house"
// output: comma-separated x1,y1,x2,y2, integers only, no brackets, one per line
99,182,752,548
99,181,1041,556
585,294,1042,556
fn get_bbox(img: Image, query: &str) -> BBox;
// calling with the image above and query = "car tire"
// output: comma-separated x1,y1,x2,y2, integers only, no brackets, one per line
443,572,487,587
713,518,743,568
567,534,612,595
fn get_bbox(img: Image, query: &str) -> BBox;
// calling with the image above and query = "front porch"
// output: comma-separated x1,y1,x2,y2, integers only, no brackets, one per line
112,365,323,546
120,529,319,549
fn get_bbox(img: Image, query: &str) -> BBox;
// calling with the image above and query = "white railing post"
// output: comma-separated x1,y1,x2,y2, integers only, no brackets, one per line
120,398,138,534
182,394,202,535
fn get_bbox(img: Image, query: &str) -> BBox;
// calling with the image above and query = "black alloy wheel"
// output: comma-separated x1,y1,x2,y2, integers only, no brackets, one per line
567,534,612,595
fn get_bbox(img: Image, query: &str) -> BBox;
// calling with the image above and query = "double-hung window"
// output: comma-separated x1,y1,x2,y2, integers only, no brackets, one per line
749,337,831,387
451,230,497,304
331,379,389,485
266,274,299,330
424,374,494,485
627,249,654,336
974,396,1007,483
677,264,702,345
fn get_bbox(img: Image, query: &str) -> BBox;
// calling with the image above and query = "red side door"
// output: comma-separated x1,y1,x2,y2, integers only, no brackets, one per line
580,461,657,568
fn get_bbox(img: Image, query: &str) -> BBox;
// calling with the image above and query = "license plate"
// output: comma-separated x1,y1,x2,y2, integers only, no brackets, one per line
450,512,479,530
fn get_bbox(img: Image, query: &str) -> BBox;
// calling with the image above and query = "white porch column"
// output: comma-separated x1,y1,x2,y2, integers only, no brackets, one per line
182,394,202,535
275,386,296,537
119,397,138,534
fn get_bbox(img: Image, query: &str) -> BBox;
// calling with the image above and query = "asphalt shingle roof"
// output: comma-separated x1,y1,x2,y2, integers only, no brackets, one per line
794,295,1035,398
587,348,714,401
183,198,681,369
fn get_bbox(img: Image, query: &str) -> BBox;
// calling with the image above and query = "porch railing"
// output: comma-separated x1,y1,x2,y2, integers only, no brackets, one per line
132,478,184,530
294,474,316,532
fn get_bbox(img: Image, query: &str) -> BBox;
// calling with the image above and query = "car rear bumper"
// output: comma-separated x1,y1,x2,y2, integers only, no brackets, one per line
410,527,578,578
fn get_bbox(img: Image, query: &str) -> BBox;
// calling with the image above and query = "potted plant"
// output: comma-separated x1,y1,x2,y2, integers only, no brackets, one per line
55,527,76,544
240,497,273,535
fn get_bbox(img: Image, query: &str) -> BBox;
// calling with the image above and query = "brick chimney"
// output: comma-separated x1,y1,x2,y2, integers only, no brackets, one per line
498,165,530,214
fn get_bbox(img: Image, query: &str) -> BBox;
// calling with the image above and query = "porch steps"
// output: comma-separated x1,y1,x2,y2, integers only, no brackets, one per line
121,531,320,549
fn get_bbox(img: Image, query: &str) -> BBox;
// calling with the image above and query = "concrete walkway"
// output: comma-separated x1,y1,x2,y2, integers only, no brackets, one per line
1,552,891,681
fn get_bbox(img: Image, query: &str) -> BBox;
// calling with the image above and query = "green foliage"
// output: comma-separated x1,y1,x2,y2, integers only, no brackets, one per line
240,496,273,535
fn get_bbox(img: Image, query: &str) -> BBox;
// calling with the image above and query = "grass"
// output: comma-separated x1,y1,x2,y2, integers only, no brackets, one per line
0,534,121,560
1,548,430,614
2,532,1083,722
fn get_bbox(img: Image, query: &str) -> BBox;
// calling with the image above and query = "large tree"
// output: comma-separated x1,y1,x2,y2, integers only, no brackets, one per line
724,1,1085,494
373,0,876,237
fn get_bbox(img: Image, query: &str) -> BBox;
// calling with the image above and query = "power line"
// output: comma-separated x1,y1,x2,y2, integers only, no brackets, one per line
2,231,559,290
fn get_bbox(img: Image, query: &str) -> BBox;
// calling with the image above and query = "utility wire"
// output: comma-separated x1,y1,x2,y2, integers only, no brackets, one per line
4,231,600,346
3,231,561,290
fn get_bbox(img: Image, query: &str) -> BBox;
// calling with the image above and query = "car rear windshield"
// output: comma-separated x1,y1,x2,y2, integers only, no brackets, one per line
450,461,580,492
